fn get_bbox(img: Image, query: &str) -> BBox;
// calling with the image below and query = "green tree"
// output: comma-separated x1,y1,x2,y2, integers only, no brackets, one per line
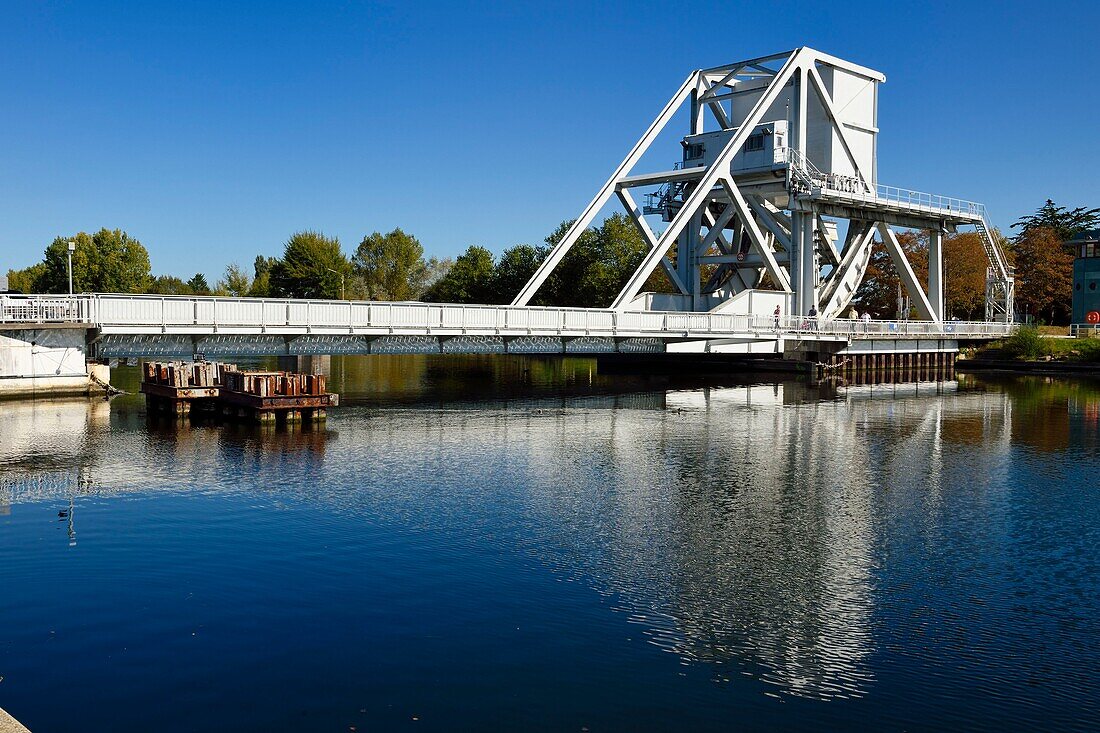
148,275,195,295
218,263,253,297
540,213,672,307
1013,226,1073,324
249,255,278,297
36,229,152,294
353,228,429,300
422,245,496,303
1013,200,1100,240
187,273,211,295
422,256,453,294
5,263,46,293
422,215,677,306
269,230,351,299
491,244,546,304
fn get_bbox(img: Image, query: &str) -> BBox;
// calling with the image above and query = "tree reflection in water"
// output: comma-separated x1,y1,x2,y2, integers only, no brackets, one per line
1,362,1098,707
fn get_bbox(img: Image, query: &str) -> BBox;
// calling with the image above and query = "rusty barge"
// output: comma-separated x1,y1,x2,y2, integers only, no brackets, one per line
141,361,338,424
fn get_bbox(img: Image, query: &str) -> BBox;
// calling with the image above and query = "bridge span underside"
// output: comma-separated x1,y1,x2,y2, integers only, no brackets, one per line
94,333,670,358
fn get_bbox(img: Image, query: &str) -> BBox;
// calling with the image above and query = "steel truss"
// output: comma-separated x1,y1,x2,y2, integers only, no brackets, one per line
513,47,1014,322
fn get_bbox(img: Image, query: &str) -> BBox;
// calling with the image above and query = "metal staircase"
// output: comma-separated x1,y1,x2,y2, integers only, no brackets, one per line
974,217,1015,322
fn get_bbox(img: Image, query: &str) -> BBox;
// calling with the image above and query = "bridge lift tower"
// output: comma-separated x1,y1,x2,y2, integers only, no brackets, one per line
512,48,1014,323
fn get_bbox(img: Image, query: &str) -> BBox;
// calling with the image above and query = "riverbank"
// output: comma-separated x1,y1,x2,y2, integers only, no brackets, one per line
959,330,1100,376
956,358,1100,376
0,707,31,733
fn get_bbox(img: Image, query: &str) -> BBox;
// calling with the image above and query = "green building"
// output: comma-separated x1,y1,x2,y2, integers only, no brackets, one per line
1071,229,1100,324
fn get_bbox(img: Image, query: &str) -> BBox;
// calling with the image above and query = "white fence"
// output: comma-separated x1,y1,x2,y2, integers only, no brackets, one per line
0,294,1014,340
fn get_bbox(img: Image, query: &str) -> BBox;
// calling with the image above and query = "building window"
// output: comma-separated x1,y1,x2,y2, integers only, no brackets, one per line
746,133,765,152
685,143,704,160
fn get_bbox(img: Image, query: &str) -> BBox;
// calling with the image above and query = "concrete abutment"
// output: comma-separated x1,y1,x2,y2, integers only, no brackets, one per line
0,326,110,399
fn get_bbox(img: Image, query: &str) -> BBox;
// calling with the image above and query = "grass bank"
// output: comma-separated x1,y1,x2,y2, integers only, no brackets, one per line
969,326,1100,363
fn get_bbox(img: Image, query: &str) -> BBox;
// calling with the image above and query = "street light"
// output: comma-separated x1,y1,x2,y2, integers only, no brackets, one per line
67,241,76,295
326,267,345,300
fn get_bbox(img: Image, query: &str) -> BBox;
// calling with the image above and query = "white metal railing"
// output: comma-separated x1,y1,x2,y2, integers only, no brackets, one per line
1070,324,1100,338
872,185,986,219
776,147,986,219
0,294,89,324
0,293,1015,340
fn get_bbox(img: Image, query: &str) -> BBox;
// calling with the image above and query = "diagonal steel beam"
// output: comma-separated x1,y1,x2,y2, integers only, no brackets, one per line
697,205,737,255
616,189,690,295
807,65,873,191
611,50,806,309
698,77,733,128
745,195,792,251
820,221,875,316
816,214,841,266
700,49,797,75
877,223,938,322
720,175,792,292
512,71,698,306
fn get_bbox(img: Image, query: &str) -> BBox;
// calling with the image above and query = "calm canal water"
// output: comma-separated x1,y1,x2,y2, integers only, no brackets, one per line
1,357,1098,732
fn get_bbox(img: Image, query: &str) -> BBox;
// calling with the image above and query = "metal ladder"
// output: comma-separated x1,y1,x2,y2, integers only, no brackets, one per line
974,216,1015,321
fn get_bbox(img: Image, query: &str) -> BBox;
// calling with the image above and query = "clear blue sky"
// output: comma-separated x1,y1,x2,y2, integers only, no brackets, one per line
1,0,1097,281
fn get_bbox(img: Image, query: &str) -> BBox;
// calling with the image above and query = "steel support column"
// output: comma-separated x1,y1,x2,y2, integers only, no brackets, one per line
801,214,817,314
928,227,944,320
790,212,804,314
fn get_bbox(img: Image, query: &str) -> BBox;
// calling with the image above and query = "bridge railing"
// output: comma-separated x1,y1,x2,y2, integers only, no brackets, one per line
0,294,91,324
0,293,1014,339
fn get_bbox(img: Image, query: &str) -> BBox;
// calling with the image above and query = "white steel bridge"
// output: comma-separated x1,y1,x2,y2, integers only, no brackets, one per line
0,48,1019,375
2,294,1013,359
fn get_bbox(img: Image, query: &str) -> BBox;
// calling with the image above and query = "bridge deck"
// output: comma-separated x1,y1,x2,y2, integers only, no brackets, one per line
2,292,1012,358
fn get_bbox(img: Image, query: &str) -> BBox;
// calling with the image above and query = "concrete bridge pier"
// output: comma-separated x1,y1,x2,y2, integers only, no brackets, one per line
0,326,109,399
277,354,330,376
784,336,961,383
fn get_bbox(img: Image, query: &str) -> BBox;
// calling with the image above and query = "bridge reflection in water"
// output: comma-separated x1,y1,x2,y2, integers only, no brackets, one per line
1,367,1096,707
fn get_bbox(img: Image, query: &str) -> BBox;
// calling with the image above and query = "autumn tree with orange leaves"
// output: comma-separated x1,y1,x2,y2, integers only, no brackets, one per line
853,230,927,319
943,231,993,320
854,228,1002,320
1013,226,1073,324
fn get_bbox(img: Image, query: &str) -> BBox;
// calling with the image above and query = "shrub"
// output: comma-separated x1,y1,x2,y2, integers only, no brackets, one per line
1002,326,1049,359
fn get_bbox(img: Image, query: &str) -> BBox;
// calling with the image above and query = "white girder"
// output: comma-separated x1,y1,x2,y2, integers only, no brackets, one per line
511,72,698,307
820,222,876,319
513,47,1013,323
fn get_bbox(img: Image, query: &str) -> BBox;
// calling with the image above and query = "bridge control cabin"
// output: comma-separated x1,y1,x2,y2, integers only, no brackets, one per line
676,61,877,185
1070,229,1100,326
514,47,1013,327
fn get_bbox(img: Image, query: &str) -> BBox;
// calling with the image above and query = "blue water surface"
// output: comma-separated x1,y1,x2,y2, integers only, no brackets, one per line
1,359,1098,731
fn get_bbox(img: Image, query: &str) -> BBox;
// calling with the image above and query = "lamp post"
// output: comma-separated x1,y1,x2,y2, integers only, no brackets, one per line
67,241,76,295
326,267,345,300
